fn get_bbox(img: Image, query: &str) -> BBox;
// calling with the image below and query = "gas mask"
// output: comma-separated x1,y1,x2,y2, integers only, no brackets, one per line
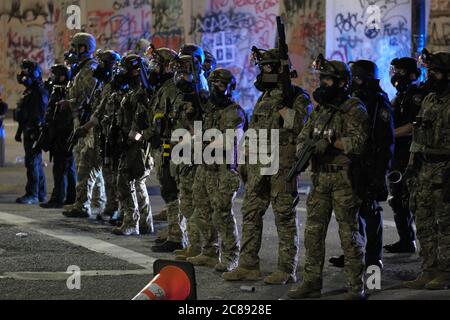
390,67,410,92
111,64,130,89
209,81,231,106
254,63,279,92
148,59,162,86
313,77,341,105
93,62,113,83
427,69,449,94
173,56,199,93
17,72,33,87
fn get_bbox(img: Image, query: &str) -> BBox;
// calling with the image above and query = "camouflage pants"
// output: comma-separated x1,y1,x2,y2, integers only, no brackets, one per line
304,171,365,292
239,164,299,275
193,165,239,263
73,143,106,214
409,161,450,273
103,165,119,213
116,161,152,231
178,164,201,250
154,151,182,242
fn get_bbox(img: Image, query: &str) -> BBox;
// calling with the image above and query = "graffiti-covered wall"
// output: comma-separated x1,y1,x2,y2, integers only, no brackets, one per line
0,0,443,111
427,0,450,52
326,0,412,99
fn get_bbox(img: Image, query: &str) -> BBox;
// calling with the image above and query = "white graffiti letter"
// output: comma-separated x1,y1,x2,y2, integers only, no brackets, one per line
66,5,81,30
66,265,81,290
366,5,381,31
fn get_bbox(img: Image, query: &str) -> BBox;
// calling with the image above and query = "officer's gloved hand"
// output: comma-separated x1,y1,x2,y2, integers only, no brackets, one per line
15,130,22,143
314,139,330,155
74,126,89,139
136,112,150,131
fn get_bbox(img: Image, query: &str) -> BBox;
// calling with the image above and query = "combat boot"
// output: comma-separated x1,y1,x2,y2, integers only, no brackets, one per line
151,240,183,253
111,225,139,236
215,258,238,272
222,266,262,281
153,208,168,222
62,207,91,218
187,254,218,268
264,270,296,285
154,228,168,244
287,281,322,299
424,272,450,290
403,271,437,289
174,247,201,261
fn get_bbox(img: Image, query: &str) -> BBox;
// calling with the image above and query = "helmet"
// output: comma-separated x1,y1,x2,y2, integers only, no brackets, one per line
71,33,96,55
146,45,178,66
119,54,143,73
20,60,42,79
349,60,379,80
203,50,217,76
419,48,450,72
390,57,420,77
179,44,205,65
208,68,236,96
312,54,351,83
95,49,121,65
135,38,151,55
50,64,71,82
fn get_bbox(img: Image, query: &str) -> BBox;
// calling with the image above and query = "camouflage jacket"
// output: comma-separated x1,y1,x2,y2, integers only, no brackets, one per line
248,86,312,169
67,58,98,128
410,89,450,155
297,97,370,167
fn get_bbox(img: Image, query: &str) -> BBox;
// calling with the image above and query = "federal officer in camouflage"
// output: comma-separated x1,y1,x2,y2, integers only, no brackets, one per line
150,44,207,253
222,48,312,285
186,68,246,272
111,54,154,236
60,33,105,218
288,55,369,299
404,49,450,290
329,60,395,269
140,46,184,252
74,50,122,221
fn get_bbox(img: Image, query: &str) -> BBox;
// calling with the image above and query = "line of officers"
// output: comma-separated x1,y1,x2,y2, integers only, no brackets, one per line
13,32,450,299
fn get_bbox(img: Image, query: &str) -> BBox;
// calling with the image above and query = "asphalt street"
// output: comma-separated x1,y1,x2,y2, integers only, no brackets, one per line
0,120,449,300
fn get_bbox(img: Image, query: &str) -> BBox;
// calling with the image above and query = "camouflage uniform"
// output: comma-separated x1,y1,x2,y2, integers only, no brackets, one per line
408,89,450,286
223,87,312,283
65,56,107,216
298,97,369,294
189,98,246,270
91,84,127,217
113,83,153,235
146,79,183,244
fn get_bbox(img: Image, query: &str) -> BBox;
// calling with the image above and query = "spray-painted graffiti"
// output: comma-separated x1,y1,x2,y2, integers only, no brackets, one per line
85,9,151,52
0,0,60,25
427,0,450,52
191,0,279,112
150,0,184,51
282,0,325,100
327,0,412,99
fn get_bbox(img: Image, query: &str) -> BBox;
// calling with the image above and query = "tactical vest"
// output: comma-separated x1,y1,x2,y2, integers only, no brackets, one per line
411,91,450,155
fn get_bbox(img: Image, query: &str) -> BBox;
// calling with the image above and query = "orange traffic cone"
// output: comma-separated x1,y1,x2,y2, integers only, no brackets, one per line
133,260,197,300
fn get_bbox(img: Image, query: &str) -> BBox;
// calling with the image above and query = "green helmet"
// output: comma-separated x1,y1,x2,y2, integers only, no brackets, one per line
147,46,178,66
179,44,205,65
95,49,121,65
208,68,236,91
419,48,450,72
313,54,351,83
252,47,280,66
71,33,96,55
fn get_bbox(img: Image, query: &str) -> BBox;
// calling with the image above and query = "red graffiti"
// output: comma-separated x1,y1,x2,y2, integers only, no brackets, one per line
211,0,230,11
233,0,279,14
7,29,45,65
151,32,183,51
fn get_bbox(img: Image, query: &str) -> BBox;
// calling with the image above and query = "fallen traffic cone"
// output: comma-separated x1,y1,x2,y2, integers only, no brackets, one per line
132,259,197,300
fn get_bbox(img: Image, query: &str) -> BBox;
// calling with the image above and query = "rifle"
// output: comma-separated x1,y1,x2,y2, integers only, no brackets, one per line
66,81,100,152
103,93,121,169
286,105,338,182
276,16,298,109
